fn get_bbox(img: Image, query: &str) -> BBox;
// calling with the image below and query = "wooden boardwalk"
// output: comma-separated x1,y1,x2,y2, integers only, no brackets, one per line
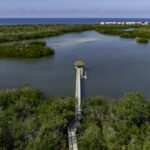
68,61,87,150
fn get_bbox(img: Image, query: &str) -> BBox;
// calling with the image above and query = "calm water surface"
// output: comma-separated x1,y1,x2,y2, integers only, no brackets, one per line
0,18,150,25
0,31,150,99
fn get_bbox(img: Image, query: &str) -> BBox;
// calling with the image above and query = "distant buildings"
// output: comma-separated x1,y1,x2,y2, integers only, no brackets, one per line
100,21,149,25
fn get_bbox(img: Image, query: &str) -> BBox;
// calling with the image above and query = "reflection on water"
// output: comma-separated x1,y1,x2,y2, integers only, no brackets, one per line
45,31,119,50
0,31,150,99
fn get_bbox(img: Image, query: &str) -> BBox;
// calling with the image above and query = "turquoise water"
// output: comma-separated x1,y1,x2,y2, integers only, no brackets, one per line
0,31,150,99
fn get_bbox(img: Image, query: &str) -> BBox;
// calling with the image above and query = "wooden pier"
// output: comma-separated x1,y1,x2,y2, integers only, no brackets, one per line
68,61,87,150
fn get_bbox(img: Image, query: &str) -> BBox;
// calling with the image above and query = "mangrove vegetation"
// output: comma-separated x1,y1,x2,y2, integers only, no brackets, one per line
1,86,150,149
77,93,150,150
0,24,150,58
0,24,149,44
0,85,75,150
136,38,149,44
0,41,54,58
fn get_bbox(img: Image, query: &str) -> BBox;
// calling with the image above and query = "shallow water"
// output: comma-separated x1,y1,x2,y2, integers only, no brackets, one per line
120,28,135,31
0,31,150,99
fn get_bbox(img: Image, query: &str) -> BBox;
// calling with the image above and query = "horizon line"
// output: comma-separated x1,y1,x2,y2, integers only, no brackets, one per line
0,17,150,19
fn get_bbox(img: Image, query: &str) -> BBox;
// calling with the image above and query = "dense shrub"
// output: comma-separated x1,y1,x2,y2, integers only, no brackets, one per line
99,29,123,35
120,32,136,38
30,41,46,46
136,38,149,43
0,24,142,43
0,85,75,150
77,93,150,150
0,24,150,46
0,41,54,58
0,24,95,43
1,85,150,149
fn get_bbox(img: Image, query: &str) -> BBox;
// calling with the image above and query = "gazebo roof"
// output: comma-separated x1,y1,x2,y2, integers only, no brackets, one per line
74,61,85,67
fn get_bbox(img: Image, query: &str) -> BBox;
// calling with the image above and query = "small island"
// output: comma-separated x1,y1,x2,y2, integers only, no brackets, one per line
0,41,54,58
136,38,149,44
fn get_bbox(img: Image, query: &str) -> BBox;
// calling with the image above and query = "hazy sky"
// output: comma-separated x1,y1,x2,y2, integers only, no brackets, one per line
0,0,150,18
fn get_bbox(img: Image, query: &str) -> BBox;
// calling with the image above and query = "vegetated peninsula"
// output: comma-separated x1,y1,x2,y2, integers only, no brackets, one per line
0,41,54,58
0,86,150,149
0,23,150,58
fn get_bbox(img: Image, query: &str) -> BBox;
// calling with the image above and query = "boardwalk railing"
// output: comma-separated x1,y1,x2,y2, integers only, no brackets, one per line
68,62,87,150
